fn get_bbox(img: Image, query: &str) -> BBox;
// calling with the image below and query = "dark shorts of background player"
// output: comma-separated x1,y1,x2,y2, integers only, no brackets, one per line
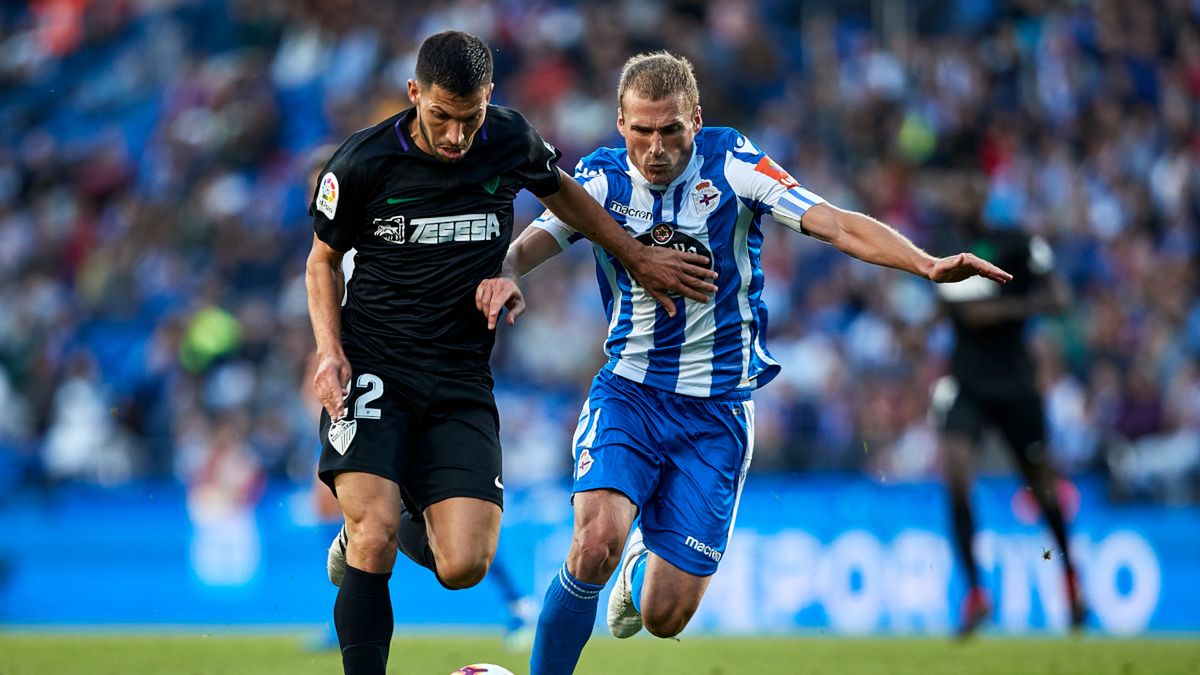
318,362,503,513
941,384,1046,464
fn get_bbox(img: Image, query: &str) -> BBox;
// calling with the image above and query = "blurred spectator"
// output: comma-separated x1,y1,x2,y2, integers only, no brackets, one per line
0,0,1196,503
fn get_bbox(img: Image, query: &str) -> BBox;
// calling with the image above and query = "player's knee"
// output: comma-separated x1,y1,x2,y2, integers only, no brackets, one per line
642,606,692,639
346,522,398,564
435,550,492,590
568,533,623,581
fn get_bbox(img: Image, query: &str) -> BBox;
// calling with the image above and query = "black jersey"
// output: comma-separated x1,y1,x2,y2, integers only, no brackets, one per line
937,228,1056,395
311,105,562,374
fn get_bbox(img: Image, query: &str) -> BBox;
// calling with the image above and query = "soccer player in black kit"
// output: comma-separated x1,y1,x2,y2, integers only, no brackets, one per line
305,31,717,675
932,170,1086,636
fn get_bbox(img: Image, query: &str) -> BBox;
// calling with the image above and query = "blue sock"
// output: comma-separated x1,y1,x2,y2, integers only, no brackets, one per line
630,552,648,614
529,564,604,675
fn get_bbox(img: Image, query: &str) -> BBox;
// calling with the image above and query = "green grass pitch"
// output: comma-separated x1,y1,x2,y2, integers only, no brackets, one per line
0,632,1197,674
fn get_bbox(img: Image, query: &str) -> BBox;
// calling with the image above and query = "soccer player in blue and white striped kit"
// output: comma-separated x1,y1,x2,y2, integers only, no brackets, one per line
476,52,1012,674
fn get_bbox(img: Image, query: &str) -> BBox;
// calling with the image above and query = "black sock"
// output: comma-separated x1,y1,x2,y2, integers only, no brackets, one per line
397,506,448,585
949,487,981,589
488,557,522,605
334,565,393,675
1035,484,1075,573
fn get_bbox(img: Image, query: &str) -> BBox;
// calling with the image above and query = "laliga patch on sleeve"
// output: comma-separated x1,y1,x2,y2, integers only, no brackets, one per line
754,156,800,189
316,172,340,219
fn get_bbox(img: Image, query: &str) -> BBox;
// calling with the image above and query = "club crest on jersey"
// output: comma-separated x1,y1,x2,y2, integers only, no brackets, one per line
373,215,406,244
328,418,357,455
692,179,722,214
754,157,799,189
317,172,339,219
576,448,594,479
651,223,674,244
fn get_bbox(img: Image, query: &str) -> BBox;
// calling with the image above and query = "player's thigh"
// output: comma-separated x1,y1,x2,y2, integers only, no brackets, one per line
936,380,983,482
407,372,504,511
641,397,754,578
424,496,502,566
333,471,403,571
570,489,639,565
641,552,713,626
985,391,1047,464
334,471,404,527
569,371,663,509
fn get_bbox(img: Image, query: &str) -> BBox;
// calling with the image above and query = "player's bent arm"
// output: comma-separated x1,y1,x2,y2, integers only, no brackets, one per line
306,234,347,355
536,169,717,312
305,234,353,418
792,203,1012,285
507,226,566,278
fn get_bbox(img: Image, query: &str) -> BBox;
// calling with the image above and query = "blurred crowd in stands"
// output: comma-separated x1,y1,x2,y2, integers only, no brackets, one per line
0,0,1197,504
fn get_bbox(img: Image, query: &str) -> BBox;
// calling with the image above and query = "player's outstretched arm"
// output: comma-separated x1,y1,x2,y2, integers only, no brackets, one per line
537,168,717,317
795,203,1013,284
305,234,352,419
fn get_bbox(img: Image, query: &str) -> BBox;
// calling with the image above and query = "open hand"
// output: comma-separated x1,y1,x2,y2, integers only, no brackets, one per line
476,276,526,329
628,246,719,317
929,253,1012,284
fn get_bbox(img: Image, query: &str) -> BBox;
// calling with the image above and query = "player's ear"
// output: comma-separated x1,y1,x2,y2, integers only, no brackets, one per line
483,82,494,104
617,107,627,138
693,105,703,131
407,79,421,107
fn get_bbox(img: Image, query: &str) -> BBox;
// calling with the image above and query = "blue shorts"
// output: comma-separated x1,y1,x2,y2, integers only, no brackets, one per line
570,370,754,576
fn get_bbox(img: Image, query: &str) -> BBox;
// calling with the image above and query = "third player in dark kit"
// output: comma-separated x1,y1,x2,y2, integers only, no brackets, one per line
305,31,717,675
932,170,1086,636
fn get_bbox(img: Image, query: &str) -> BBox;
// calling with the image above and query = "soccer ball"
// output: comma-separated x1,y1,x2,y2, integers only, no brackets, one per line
450,665,514,675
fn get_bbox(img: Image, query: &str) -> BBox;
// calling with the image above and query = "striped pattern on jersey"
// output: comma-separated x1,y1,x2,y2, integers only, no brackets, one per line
533,127,825,398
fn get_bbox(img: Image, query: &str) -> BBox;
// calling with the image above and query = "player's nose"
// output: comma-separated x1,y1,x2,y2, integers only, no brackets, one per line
446,121,466,146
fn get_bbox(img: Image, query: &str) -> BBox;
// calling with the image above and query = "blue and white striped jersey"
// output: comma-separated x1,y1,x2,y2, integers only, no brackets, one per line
532,127,825,398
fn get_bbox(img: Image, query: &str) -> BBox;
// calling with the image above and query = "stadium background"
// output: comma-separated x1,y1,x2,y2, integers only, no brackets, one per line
0,0,1198,662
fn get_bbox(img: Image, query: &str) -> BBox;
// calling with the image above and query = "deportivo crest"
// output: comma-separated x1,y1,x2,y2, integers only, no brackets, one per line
692,179,721,214
316,172,339,219
373,215,405,244
651,223,673,244
576,448,594,479
328,418,357,455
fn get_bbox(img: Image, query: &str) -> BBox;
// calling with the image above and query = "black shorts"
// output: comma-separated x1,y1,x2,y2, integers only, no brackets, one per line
935,376,1046,463
318,364,503,512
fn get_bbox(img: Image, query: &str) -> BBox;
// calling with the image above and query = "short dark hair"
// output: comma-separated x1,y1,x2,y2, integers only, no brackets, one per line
415,31,493,96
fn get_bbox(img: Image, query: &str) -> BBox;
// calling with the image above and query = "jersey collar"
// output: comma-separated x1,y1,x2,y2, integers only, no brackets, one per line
627,143,700,192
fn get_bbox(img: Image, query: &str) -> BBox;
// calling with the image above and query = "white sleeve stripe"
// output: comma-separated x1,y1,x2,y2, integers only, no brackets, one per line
782,192,814,210
528,173,610,250
530,218,574,250
793,186,824,205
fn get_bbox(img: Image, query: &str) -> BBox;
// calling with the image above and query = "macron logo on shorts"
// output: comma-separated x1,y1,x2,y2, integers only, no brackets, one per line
684,535,722,562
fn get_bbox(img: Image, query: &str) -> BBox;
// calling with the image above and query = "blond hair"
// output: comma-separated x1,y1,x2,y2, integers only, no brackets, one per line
617,52,699,111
